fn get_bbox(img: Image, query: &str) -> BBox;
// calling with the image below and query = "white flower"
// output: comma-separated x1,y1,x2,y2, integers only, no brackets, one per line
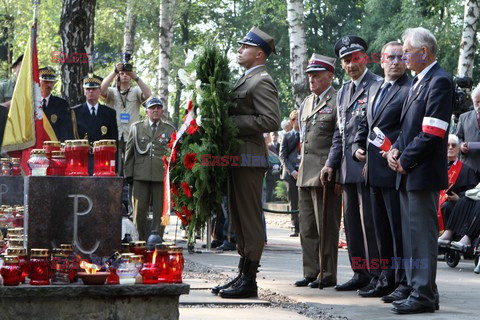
196,115,202,127
195,79,202,90
185,49,195,65
178,69,192,86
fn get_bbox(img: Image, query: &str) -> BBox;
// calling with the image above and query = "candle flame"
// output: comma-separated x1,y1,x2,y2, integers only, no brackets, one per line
152,250,158,265
80,260,99,274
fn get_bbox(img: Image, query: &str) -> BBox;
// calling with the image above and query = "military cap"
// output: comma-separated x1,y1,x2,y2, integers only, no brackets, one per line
82,74,103,88
12,54,23,68
39,66,57,81
306,53,336,73
334,35,368,59
238,27,276,56
143,97,163,109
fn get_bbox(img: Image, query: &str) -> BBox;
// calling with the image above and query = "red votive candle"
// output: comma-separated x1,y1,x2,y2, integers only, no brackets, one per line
130,241,146,257
106,267,120,285
30,248,50,285
11,158,21,176
64,140,89,176
155,244,170,283
1,255,22,286
93,140,117,176
43,141,61,159
6,247,29,283
47,151,67,176
140,263,159,284
167,246,184,283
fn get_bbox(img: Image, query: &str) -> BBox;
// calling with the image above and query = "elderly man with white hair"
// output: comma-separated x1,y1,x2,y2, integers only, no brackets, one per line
387,27,454,314
456,85,480,176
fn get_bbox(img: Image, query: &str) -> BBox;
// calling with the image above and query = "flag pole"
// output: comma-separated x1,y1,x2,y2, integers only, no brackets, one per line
32,0,41,21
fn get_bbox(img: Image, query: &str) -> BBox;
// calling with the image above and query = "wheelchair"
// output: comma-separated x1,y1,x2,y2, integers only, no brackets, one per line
438,236,480,269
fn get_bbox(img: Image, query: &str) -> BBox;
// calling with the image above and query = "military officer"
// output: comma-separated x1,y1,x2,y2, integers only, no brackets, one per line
124,97,175,241
294,54,342,289
39,67,72,142
70,74,118,175
213,27,280,299
321,35,381,292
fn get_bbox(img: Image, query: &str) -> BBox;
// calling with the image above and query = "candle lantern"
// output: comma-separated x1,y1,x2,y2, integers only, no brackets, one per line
130,241,146,257
1,255,22,286
64,140,89,176
47,151,67,176
121,243,131,254
51,249,70,285
43,141,61,159
93,140,117,176
59,244,77,283
13,207,24,228
1,158,11,176
167,246,184,283
7,238,25,249
6,247,29,283
117,253,137,284
30,248,50,285
11,158,21,176
140,263,159,284
27,149,50,176
155,244,170,283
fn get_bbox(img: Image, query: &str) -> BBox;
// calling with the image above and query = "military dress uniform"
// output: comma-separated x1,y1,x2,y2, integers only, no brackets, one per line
124,98,175,241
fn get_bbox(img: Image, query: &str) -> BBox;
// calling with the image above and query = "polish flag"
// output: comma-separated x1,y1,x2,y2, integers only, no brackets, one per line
422,117,448,138
368,127,391,152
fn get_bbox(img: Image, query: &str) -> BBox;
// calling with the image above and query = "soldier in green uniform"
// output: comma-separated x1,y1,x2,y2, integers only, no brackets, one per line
0,55,23,107
124,97,175,241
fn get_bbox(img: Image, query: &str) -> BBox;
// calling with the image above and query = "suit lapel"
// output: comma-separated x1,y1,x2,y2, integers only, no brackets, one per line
310,87,334,116
367,82,382,125
372,84,400,125
233,65,266,90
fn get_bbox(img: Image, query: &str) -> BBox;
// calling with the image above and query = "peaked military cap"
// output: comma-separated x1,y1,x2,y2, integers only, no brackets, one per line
238,27,276,56
143,97,163,109
39,66,57,81
82,74,103,88
12,54,23,68
306,53,336,73
334,35,368,59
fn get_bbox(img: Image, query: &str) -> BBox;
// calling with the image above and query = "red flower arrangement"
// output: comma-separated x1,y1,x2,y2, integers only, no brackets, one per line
182,205,192,219
181,181,192,198
175,211,188,225
171,184,179,196
187,119,199,135
168,132,177,149
183,152,197,170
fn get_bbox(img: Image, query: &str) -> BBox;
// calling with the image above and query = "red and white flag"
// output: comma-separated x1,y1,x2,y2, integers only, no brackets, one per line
367,127,391,152
422,117,448,138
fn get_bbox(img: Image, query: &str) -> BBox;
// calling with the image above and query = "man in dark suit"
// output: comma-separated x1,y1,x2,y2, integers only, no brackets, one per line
39,67,72,142
387,27,454,314
295,54,342,289
265,131,280,202
456,86,480,175
215,27,280,299
321,35,381,292
279,110,300,237
353,41,411,299
71,74,118,175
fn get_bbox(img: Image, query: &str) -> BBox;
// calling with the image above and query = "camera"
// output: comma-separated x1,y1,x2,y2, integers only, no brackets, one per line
118,52,133,72
453,76,473,117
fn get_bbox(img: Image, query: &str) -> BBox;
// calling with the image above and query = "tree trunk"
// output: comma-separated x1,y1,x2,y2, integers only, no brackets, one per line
123,0,137,56
59,0,96,106
286,0,308,108
158,0,176,116
458,0,480,78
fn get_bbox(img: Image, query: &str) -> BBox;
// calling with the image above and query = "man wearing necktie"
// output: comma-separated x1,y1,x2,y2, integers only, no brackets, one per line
124,97,175,241
39,67,72,142
353,41,411,299
214,27,280,299
70,74,118,175
321,35,382,292
387,27,454,314
294,53,342,289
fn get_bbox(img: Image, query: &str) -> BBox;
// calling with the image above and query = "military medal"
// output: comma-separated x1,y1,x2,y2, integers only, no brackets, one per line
50,114,57,123
101,126,108,135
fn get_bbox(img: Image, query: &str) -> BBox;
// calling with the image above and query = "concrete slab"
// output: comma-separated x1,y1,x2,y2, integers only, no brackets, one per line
180,289,271,306
179,307,311,320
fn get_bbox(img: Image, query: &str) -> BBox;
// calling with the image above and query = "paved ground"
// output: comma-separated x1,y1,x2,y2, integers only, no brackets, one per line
164,217,480,320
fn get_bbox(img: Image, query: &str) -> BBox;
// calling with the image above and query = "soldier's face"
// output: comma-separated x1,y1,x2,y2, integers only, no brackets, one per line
237,44,263,69
84,87,101,103
147,105,163,122
341,54,367,80
381,45,406,81
40,80,55,98
308,71,333,96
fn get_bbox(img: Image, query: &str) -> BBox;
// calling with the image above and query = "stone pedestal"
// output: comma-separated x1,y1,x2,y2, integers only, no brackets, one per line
26,176,123,257
0,176,24,205
0,283,190,320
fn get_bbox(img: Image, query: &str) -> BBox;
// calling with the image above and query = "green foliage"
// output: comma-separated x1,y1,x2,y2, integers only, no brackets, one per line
274,180,287,202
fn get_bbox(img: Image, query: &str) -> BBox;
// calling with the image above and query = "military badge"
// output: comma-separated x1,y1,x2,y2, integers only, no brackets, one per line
50,114,57,123
319,107,333,114
159,132,170,144
101,126,108,135
341,36,350,46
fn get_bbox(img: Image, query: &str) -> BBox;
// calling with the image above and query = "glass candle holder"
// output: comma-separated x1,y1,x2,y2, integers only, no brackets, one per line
106,267,120,285
117,253,137,284
43,141,61,159
6,247,28,283
121,243,131,254
1,255,22,286
28,149,50,176
167,246,184,283
140,263,159,284
1,158,11,176
64,140,89,176
11,158,21,176
59,244,77,282
30,248,50,285
93,140,117,176
47,151,67,176
130,241,146,257
51,249,70,285
155,244,170,283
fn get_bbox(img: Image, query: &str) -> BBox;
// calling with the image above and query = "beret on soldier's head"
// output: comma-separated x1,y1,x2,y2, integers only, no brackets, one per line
334,35,368,59
238,27,276,56
83,74,103,88
39,66,57,82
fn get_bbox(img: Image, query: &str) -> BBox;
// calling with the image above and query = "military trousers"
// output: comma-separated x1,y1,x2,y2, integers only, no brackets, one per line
132,180,164,241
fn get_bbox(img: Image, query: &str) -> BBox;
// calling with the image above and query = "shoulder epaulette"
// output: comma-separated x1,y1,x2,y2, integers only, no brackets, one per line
70,104,82,110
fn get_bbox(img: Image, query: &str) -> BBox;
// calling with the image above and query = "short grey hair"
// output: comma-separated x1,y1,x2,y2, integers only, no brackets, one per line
402,27,437,56
472,85,480,100
281,119,289,130
448,134,459,145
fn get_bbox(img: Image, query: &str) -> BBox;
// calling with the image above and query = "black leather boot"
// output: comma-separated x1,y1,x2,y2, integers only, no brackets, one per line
219,259,259,299
211,257,245,295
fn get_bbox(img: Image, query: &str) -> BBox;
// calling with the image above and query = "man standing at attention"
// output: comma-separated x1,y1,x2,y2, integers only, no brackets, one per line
294,54,342,289
387,27,454,314
212,27,280,299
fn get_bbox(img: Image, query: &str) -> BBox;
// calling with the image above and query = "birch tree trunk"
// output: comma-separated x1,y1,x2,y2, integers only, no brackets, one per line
123,0,136,56
286,0,308,108
159,0,176,116
59,0,96,106
458,0,480,78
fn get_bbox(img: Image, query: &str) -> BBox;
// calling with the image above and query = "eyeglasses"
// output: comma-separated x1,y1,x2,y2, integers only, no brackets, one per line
448,143,458,147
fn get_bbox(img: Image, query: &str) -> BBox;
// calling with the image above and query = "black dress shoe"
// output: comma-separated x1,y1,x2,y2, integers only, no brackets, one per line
358,287,393,298
289,232,299,237
358,282,375,292
381,289,411,303
393,299,439,311
391,300,435,314
334,279,367,291
294,277,316,287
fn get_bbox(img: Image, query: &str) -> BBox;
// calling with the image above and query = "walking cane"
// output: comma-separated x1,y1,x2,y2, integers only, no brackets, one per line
319,180,329,289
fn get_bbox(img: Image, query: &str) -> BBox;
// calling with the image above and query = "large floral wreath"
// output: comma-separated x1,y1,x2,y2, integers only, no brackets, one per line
165,43,239,242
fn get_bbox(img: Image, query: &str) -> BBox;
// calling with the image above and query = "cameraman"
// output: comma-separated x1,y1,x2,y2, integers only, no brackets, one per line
456,85,480,175
101,62,152,175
